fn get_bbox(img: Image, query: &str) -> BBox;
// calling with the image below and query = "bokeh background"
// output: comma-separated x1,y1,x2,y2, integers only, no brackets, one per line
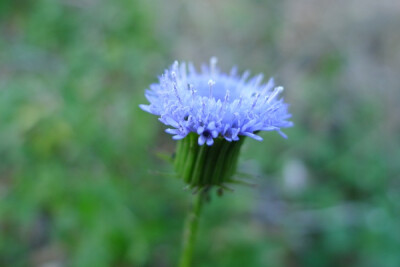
1,0,399,266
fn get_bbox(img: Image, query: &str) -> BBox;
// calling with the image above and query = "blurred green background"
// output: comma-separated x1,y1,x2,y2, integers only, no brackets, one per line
1,0,399,266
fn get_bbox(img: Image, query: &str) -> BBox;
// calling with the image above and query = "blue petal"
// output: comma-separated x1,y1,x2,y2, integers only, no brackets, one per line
198,135,206,146
173,135,186,140
206,138,214,146
139,104,152,113
277,130,288,139
242,132,263,141
261,126,278,131
161,116,180,128
208,121,216,130
165,128,179,134
197,126,205,135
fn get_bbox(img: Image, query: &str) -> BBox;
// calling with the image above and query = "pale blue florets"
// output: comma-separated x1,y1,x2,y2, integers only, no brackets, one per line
140,58,293,146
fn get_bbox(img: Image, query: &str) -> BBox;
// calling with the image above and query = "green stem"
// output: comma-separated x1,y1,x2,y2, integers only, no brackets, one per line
179,192,206,267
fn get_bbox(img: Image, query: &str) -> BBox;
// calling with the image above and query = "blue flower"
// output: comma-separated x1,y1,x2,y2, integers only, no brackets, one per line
140,58,293,146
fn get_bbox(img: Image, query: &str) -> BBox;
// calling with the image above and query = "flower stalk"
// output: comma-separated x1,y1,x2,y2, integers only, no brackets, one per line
179,190,207,267
176,133,245,266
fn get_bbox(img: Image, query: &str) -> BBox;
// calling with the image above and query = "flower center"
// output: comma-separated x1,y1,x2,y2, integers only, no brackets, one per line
202,130,211,138
189,76,241,102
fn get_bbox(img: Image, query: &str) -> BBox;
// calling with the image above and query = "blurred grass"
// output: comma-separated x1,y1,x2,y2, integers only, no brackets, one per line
1,0,400,266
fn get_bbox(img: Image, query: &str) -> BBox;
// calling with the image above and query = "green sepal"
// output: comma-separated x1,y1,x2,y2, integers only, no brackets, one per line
174,133,245,190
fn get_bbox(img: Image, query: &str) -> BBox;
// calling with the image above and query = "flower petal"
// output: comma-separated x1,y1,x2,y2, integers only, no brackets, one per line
197,126,205,135
241,132,263,141
206,138,214,146
198,135,206,146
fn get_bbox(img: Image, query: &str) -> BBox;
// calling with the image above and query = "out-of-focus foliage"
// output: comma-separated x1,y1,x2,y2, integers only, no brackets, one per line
1,0,399,266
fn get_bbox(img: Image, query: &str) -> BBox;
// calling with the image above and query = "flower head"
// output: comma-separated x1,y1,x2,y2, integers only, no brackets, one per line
140,58,293,146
